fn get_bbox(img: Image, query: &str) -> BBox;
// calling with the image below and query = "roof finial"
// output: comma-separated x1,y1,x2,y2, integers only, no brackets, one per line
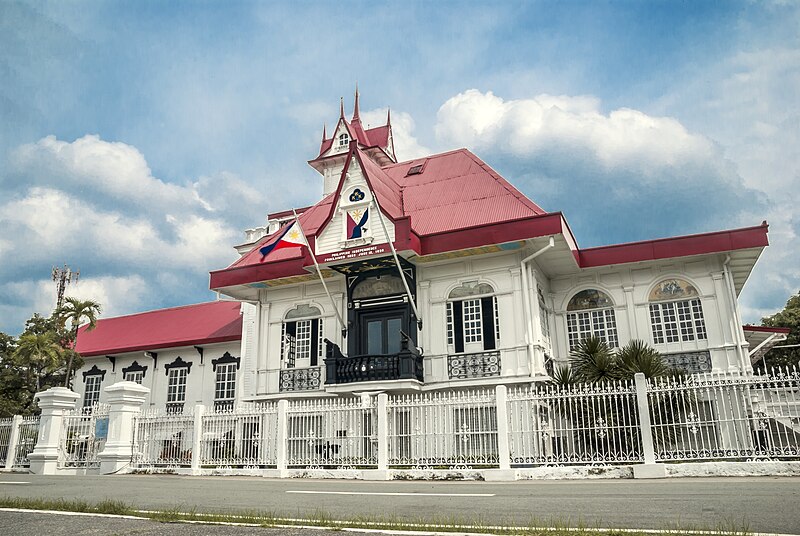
353,83,361,122
339,97,345,120
322,123,327,141
386,107,391,126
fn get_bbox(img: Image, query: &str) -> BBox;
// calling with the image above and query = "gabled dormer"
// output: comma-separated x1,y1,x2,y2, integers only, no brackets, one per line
309,88,397,196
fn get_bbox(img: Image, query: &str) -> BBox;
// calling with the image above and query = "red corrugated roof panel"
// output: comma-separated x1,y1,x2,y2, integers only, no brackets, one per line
75,301,242,357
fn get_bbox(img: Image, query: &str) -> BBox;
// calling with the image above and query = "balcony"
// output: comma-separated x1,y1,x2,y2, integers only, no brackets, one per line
324,334,423,386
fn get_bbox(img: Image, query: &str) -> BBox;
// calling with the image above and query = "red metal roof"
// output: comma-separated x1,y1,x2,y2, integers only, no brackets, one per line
742,325,790,334
209,143,770,290
75,301,242,357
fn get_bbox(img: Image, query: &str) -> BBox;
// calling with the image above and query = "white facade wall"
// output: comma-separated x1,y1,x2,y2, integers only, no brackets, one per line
72,341,243,410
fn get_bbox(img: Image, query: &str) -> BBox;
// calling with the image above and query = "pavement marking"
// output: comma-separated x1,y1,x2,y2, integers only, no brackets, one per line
0,481,29,484
286,490,496,497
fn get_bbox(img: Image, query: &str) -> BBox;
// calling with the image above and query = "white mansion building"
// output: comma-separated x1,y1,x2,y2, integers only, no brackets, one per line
74,92,774,412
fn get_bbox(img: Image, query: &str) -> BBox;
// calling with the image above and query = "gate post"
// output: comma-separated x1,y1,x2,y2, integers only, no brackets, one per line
98,381,150,474
484,384,515,481
4,415,22,470
632,373,666,479
28,387,80,475
364,393,390,480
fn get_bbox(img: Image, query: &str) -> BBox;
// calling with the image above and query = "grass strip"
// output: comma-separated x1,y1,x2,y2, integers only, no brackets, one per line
0,495,752,536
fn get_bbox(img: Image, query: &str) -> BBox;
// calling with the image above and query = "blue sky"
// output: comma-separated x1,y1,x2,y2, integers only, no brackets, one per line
0,0,798,334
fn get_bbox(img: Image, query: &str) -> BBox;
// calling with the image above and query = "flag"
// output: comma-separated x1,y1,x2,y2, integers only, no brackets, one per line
260,222,306,261
346,208,369,239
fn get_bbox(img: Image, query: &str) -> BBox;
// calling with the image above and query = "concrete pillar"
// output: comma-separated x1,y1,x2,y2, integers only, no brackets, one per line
632,373,666,479
28,387,80,475
98,381,150,474
4,415,22,469
276,399,288,474
364,393,390,480
485,384,515,481
191,404,205,475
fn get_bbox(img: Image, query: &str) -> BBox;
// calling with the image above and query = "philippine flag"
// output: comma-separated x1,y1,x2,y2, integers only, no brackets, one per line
259,222,307,261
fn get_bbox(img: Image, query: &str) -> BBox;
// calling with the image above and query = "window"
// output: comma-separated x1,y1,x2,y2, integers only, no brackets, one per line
538,285,550,342
124,370,144,384
565,289,619,351
122,360,147,385
164,357,192,413
338,133,349,147
83,375,102,407
648,279,707,344
214,363,236,409
282,305,323,368
211,352,241,410
446,281,499,354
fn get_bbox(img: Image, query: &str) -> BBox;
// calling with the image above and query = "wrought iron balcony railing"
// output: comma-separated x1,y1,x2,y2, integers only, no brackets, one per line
324,334,423,385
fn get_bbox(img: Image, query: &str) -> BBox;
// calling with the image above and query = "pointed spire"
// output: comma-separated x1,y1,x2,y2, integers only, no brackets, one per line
386,107,391,126
353,84,361,122
322,123,327,141
339,97,345,120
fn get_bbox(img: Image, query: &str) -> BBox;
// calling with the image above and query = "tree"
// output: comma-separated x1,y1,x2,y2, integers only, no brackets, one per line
55,297,101,387
761,291,800,369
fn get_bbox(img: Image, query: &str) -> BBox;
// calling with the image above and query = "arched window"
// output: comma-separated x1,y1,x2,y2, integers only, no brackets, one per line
282,305,323,368
338,133,350,147
648,279,707,344
566,289,618,351
446,281,499,354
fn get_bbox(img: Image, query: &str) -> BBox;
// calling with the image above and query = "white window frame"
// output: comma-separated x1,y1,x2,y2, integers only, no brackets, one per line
445,292,500,354
650,298,707,345
124,370,144,384
166,367,188,405
83,375,102,407
566,308,619,351
338,133,350,147
214,362,237,406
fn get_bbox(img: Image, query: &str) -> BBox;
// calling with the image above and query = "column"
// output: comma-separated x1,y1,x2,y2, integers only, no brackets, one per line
4,415,22,469
28,387,80,475
98,381,150,474
632,373,666,479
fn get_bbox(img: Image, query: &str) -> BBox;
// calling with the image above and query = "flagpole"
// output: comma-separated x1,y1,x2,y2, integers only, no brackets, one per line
371,198,423,329
292,209,348,338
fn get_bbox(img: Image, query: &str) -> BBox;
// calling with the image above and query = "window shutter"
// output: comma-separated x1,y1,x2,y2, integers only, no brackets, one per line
481,297,496,350
310,319,320,366
453,301,464,353
284,321,297,368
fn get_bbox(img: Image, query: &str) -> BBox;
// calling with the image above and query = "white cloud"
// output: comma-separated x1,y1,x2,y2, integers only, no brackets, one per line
0,134,245,333
361,108,431,162
435,89,723,179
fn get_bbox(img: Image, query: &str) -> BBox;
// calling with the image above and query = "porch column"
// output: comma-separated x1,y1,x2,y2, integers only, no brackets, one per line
28,387,80,475
98,381,150,474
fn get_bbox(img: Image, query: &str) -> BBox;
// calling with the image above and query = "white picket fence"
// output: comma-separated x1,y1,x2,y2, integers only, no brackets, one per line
128,368,800,473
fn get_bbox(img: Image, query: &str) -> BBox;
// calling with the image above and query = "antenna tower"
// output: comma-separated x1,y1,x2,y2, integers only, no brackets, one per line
52,264,79,311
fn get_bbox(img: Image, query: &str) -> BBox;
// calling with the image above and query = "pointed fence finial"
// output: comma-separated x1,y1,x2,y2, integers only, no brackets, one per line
353,84,361,121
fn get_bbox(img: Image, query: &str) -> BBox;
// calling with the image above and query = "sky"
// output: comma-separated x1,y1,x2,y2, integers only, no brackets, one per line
0,0,798,334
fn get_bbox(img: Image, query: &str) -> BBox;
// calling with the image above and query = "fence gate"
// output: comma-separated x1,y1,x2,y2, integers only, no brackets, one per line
58,405,109,469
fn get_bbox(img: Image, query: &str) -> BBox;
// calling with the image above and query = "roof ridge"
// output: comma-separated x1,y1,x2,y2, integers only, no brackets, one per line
93,300,237,322
383,147,470,168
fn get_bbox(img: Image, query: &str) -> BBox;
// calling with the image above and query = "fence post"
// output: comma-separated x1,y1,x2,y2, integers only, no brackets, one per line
276,399,288,476
28,387,80,475
485,384,515,481
4,415,22,470
377,393,389,471
632,373,666,479
98,381,150,474
191,404,205,475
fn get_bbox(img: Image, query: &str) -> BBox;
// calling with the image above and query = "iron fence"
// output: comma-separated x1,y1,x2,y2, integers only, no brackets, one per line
14,415,39,467
200,403,279,467
133,407,194,468
387,389,499,467
58,404,109,468
507,380,643,465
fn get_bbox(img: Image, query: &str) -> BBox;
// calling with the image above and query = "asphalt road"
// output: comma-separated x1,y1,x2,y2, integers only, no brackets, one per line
0,474,798,534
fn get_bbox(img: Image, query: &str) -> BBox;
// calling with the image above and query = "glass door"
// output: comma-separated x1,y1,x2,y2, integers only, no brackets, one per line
361,311,404,355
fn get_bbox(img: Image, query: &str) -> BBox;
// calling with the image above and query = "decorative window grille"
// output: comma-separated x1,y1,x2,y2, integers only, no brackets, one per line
445,282,499,354
124,371,144,384
83,375,102,407
649,299,707,344
214,362,236,408
167,367,188,412
565,289,618,351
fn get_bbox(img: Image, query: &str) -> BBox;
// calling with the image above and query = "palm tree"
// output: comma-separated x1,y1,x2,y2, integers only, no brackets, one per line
55,297,101,387
14,332,63,393
616,339,669,379
569,336,620,383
